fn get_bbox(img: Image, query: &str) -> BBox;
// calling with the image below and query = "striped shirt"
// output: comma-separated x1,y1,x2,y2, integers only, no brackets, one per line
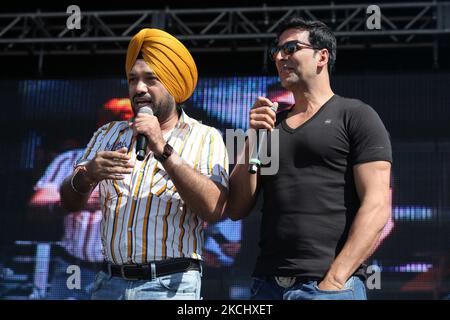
76,110,229,265
35,149,104,262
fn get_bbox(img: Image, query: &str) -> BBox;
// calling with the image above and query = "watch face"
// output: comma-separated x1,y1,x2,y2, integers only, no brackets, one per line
165,143,174,155
156,143,173,163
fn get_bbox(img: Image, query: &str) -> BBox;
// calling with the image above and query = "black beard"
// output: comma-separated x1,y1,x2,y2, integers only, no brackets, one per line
131,92,175,119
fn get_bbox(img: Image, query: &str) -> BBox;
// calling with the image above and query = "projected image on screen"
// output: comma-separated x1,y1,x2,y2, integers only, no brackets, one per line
0,75,449,300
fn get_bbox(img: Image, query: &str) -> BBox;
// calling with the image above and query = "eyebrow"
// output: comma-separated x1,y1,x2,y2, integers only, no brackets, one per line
128,71,157,77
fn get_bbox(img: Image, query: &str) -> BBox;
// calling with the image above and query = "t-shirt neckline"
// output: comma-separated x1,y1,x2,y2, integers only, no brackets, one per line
281,94,337,134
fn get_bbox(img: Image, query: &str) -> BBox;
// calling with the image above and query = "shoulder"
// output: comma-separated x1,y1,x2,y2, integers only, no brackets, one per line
94,121,129,140
331,95,367,110
183,112,224,139
330,95,382,126
100,120,129,133
333,95,376,114
194,122,223,140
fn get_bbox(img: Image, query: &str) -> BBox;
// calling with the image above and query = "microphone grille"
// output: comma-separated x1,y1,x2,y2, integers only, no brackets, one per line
138,106,153,116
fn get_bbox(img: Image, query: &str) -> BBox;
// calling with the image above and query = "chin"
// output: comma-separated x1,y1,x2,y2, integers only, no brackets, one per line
282,74,302,87
280,78,294,89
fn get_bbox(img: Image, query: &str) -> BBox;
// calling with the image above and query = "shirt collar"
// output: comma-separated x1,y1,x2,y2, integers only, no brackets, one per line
177,108,197,130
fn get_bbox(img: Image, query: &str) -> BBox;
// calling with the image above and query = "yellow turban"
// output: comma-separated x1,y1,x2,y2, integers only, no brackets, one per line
125,28,198,104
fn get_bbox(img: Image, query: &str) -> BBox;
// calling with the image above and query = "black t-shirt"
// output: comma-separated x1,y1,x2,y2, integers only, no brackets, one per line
254,94,392,279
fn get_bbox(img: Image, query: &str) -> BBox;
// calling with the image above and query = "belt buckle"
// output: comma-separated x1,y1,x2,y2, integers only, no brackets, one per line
120,265,139,281
275,276,296,288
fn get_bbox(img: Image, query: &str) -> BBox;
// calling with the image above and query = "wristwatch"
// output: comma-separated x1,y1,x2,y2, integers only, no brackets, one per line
154,143,174,163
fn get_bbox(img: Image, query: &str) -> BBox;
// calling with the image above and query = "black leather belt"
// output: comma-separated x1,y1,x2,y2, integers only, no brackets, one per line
103,258,201,281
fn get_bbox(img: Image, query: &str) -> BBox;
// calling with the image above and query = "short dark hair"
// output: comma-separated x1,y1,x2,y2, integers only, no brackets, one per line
276,17,337,73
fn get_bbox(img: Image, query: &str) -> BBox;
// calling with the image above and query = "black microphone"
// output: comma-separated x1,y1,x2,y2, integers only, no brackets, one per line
136,106,153,161
248,102,278,174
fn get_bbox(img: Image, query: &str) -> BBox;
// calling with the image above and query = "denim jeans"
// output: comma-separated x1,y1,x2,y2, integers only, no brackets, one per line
250,276,367,300
91,270,202,300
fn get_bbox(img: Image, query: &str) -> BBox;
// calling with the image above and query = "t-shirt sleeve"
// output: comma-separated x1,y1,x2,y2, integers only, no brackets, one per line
198,127,229,190
348,104,393,165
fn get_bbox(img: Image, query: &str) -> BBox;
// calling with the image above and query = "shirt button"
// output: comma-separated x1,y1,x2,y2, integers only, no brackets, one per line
128,227,132,231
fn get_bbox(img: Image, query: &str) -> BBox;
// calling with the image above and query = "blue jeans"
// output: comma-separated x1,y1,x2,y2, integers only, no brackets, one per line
46,257,102,300
91,270,202,300
250,276,367,300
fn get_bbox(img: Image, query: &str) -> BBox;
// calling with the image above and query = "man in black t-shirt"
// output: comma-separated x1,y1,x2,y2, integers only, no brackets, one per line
225,17,392,300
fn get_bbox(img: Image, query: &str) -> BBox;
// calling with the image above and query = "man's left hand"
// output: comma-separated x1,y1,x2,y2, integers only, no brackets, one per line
130,113,166,156
317,277,345,291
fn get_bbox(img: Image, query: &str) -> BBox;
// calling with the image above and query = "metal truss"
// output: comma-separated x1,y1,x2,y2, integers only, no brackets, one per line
1,2,449,59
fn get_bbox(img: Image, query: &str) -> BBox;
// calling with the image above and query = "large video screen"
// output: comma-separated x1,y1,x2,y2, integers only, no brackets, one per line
0,74,449,299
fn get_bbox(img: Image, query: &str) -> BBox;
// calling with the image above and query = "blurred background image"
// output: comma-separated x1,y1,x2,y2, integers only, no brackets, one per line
1,1,450,299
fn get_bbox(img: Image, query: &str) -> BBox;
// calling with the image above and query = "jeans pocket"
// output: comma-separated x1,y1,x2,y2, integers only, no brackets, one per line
315,276,355,292
91,271,107,294
158,271,200,294
311,277,355,300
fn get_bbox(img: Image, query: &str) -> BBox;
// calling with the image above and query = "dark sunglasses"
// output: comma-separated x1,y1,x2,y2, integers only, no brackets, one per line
269,40,318,61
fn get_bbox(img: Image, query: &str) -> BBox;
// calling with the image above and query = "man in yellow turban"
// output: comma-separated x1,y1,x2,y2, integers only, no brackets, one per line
61,28,229,300
126,28,198,105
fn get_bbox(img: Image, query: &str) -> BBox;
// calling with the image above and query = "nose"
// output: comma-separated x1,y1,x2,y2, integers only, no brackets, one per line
274,49,288,63
136,79,148,94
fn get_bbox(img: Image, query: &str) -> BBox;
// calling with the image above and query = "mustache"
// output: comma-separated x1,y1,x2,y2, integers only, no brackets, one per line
132,94,153,104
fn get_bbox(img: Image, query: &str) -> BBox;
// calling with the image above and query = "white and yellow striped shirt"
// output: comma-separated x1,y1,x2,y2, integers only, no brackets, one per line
75,110,229,265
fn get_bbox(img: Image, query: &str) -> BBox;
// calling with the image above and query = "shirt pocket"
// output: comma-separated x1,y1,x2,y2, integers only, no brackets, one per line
100,184,125,218
150,163,181,202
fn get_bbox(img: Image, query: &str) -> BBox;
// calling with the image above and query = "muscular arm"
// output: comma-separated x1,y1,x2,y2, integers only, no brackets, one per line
225,97,276,221
226,138,260,221
319,160,392,290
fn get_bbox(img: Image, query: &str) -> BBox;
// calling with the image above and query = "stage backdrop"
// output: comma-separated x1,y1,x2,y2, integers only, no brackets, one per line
0,74,449,299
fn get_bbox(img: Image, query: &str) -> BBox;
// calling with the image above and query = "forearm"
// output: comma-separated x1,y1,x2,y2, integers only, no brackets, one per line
226,139,259,220
324,202,391,287
59,147,133,213
162,152,227,223
60,172,93,213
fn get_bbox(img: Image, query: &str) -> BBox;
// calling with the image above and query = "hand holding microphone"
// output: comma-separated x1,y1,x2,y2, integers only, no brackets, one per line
131,106,166,161
135,106,153,160
248,98,278,174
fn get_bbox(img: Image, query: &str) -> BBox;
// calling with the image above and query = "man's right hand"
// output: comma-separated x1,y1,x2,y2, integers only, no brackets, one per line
249,97,277,131
84,147,134,183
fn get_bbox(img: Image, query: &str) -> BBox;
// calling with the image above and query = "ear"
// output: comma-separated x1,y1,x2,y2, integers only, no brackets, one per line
317,48,329,68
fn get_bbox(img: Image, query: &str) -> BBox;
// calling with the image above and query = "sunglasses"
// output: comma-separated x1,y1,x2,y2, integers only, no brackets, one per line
269,40,318,61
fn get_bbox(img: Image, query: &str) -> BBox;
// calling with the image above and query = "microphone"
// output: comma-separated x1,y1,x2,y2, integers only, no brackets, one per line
136,106,153,161
248,102,278,174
